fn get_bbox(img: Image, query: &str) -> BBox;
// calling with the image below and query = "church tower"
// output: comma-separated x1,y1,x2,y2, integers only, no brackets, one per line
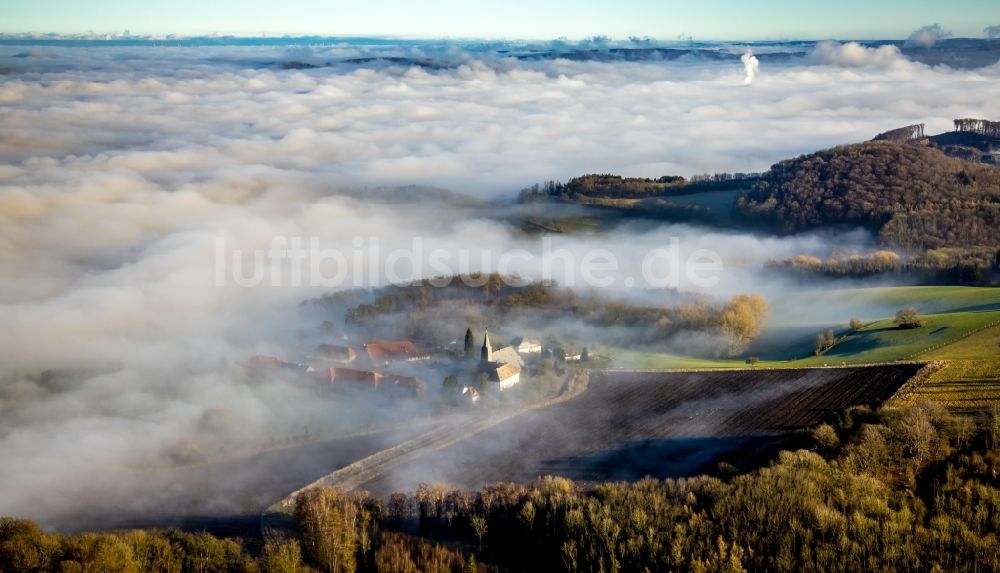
481,331,493,364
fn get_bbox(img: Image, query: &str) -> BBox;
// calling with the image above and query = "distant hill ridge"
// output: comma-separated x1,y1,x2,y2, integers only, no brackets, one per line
518,119,999,259
737,119,1000,251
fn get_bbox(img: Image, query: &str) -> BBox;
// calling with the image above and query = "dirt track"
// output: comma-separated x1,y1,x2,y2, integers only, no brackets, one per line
269,373,590,514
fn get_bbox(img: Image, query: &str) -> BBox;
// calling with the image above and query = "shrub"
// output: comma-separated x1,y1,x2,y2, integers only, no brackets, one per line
812,424,841,452
894,307,926,329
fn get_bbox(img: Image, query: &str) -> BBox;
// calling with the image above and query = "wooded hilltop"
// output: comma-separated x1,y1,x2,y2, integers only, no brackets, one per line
516,120,1000,283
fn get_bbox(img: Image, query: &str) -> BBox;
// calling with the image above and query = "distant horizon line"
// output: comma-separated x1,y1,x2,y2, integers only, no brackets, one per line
1,31,997,44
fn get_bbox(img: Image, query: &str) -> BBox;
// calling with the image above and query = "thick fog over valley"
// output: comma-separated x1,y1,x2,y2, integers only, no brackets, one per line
2,36,999,528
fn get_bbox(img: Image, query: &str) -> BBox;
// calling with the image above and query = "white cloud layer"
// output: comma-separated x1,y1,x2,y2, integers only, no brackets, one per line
1,41,999,528
807,41,914,69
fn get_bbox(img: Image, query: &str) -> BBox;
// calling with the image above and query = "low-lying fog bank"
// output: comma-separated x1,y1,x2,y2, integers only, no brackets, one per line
1,37,998,528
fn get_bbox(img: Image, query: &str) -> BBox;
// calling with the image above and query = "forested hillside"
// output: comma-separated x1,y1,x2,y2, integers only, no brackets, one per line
3,402,998,572
736,141,1000,250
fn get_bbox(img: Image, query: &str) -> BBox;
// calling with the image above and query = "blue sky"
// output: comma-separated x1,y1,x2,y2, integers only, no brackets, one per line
1,0,998,40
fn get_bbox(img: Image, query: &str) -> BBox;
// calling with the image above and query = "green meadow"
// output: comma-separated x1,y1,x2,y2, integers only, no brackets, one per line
602,286,1000,372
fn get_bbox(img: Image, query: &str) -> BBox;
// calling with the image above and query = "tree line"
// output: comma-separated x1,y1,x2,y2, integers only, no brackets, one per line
292,401,1000,573
873,124,925,142
563,174,686,199
6,402,997,572
954,118,1000,138
766,247,999,284
327,276,768,358
516,172,763,203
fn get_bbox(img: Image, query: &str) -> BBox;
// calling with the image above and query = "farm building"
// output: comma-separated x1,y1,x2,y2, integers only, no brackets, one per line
325,367,423,398
380,374,424,398
364,341,430,365
515,338,542,354
326,367,380,387
479,331,522,390
312,344,359,363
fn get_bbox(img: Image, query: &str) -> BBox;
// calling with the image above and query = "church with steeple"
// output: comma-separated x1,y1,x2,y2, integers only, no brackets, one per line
478,330,523,390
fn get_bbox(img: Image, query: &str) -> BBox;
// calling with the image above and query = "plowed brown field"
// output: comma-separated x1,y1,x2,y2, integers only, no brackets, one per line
359,364,922,494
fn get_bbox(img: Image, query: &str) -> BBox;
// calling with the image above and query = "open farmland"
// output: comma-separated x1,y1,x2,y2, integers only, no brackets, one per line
611,286,1000,369
764,286,1000,364
905,324,1000,409
357,364,922,495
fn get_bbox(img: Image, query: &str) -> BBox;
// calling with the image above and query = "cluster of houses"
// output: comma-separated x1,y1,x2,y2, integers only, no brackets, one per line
247,330,545,403
248,340,430,399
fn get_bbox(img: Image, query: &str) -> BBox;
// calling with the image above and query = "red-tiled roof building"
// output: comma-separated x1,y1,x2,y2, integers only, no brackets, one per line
325,368,422,398
364,341,430,365
247,355,296,369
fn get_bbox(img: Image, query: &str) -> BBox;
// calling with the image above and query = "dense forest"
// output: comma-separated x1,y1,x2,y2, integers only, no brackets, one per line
517,173,761,203
3,402,998,572
515,131,1000,282
736,141,1000,251
564,174,686,198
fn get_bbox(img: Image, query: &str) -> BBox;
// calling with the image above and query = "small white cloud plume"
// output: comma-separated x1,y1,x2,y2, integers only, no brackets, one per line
741,50,759,84
905,24,951,48
807,40,913,69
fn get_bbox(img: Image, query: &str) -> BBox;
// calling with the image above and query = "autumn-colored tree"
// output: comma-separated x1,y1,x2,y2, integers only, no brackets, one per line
814,329,838,354
721,294,768,356
295,488,360,573
812,423,840,451
469,516,488,551
815,333,827,356
374,532,466,573
262,538,303,573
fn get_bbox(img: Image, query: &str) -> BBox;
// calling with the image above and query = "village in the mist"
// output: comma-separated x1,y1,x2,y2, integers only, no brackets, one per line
1,6,1000,571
